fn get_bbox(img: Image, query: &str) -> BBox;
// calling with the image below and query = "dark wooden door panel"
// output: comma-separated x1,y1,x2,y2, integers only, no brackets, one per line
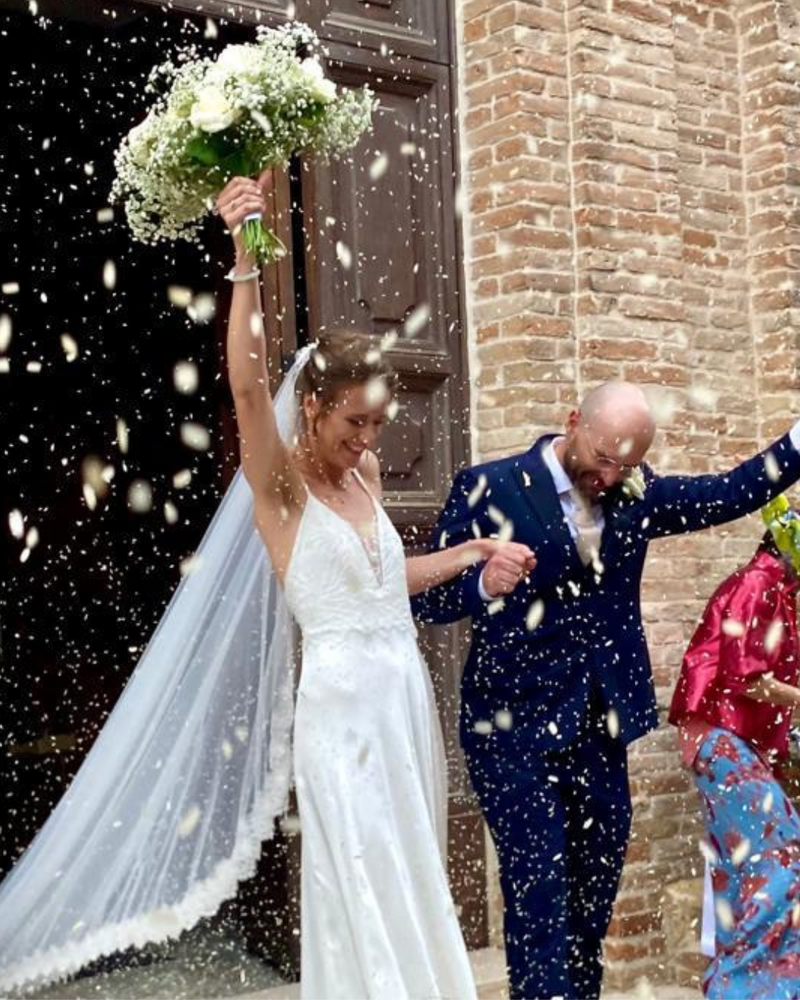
301,48,469,501
299,0,449,64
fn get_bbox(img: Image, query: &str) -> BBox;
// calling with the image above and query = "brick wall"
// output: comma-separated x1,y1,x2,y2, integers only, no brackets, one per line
456,0,800,989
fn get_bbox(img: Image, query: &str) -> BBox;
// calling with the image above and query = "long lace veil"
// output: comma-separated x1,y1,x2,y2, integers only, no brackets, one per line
0,346,314,994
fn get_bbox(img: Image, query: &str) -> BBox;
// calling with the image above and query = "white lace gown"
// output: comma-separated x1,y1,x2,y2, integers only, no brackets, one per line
283,480,476,1000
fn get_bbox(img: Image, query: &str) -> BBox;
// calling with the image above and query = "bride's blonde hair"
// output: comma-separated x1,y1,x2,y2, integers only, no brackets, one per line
296,330,398,412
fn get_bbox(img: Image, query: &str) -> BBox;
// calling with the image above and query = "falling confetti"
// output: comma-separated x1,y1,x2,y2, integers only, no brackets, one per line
764,619,784,654
764,451,780,483
127,480,153,514
368,153,389,180
0,314,11,352
722,618,745,637
335,241,352,270
164,501,179,525
364,376,389,408
731,837,751,867
180,422,211,451
173,469,193,489
8,510,24,540
526,599,545,631
495,710,513,731
60,333,79,361
2,281,20,295
177,805,202,839
606,708,620,739
715,897,734,931
403,303,430,338
96,207,115,224
116,418,129,455
188,293,216,324
180,554,204,577
167,285,193,308
467,475,487,508
102,260,117,290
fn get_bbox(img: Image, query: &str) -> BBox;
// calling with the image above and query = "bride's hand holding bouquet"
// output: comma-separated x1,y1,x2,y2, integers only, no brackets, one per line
111,22,373,265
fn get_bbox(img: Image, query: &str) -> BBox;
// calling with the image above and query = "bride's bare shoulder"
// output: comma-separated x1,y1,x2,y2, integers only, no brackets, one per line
358,450,382,499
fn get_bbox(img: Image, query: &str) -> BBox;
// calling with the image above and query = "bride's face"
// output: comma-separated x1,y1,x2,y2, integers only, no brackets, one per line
305,381,390,470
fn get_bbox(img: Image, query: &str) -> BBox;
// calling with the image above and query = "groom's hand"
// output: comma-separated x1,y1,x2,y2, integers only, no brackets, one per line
481,544,537,598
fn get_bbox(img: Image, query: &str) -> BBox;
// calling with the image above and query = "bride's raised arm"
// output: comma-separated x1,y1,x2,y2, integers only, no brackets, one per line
217,173,305,551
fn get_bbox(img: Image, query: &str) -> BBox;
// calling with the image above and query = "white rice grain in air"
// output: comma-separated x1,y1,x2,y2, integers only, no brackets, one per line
526,599,545,631
495,710,513,731
722,618,745,637
369,153,389,181
468,474,488,508
116,418,129,455
0,314,11,352
177,806,202,839
335,241,352,270
167,285,192,308
9,509,24,539
61,334,79,361
765,619,784,654
764,451,780,483
731,837,751,867
180,422,211,452
173,361,199,395
128,480,153,514
403,303,430,337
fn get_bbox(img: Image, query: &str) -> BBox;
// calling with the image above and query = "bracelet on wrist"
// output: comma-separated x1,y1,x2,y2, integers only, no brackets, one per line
226,266,260,284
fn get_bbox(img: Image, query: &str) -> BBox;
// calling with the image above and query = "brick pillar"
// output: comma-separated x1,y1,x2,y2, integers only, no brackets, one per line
459,0,578,458
740,0,800,442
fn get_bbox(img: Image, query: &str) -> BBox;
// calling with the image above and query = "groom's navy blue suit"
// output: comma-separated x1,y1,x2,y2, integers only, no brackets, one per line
412,430,800,1000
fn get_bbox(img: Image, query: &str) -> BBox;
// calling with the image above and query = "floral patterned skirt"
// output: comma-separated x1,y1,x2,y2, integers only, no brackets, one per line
694,728,800,999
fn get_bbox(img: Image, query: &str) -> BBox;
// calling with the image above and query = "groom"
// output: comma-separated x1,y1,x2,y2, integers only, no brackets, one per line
412,381,800,1000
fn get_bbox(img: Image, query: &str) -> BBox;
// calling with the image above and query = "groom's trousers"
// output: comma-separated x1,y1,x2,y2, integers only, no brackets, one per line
463,705,632,1000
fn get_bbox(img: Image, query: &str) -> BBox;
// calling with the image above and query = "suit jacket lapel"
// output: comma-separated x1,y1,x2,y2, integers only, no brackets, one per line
512,437,584,572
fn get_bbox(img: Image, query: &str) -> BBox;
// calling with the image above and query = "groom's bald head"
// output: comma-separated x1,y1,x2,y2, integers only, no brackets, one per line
558,381,656,501
579,382,656,459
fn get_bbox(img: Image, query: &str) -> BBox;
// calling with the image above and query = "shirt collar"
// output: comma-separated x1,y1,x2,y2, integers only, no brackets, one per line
543,438,574,497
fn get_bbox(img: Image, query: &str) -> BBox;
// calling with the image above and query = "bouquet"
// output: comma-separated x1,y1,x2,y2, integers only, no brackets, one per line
111,22,374,264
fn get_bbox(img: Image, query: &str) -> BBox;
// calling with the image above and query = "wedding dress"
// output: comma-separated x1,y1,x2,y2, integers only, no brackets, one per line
285,473,476,999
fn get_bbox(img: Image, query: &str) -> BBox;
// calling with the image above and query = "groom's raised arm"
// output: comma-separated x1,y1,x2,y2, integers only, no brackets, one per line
642,425,800,538
411,468,490,625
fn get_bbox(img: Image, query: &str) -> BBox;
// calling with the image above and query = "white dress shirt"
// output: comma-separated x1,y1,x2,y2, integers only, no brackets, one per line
478,438,599,599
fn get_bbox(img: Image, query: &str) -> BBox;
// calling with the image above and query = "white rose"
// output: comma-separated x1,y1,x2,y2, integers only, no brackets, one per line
216,44,263,78
190,86,240,133
299,58,337,103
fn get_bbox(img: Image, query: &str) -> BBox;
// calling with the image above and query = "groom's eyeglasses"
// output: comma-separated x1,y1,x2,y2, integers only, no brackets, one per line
583,431,636,474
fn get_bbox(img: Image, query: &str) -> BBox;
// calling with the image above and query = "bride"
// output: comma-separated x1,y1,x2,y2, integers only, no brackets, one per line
0,170,535,1000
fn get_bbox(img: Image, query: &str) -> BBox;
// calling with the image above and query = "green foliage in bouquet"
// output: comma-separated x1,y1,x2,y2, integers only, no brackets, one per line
111,22,374,265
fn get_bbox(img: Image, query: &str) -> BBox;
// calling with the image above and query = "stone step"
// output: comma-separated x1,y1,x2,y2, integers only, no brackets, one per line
235,947,508,1000
234,944,702,1000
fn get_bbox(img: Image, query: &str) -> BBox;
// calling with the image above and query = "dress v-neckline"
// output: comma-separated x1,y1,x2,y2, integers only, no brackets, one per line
304,472,384,587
